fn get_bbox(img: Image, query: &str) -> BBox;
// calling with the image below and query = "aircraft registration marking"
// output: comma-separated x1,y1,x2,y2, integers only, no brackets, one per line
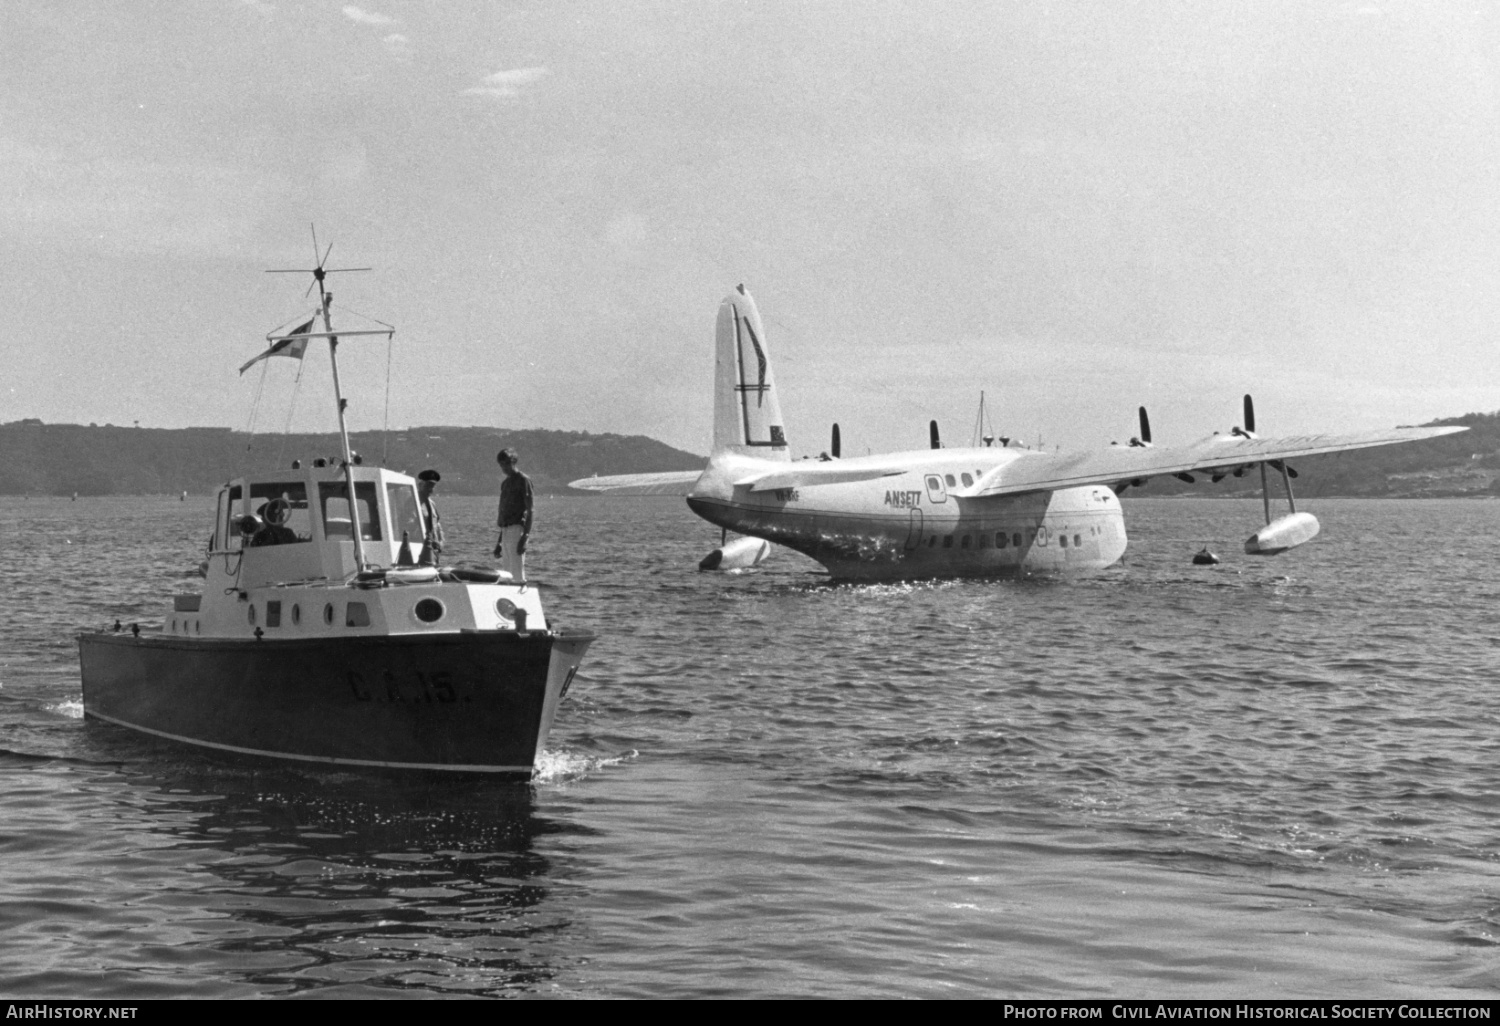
772,488,800,502
884,490,923,508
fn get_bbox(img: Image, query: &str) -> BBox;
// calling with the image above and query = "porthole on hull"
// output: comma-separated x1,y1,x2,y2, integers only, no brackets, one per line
414,598,445,624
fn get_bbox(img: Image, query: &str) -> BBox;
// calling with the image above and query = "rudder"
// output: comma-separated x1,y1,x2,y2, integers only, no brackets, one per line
713,285,790,460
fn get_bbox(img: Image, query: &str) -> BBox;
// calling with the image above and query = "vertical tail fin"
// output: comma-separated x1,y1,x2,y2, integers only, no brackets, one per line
713,285,790,460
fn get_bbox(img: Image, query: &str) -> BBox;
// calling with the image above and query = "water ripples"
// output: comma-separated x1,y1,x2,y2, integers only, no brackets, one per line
0,495,1498,996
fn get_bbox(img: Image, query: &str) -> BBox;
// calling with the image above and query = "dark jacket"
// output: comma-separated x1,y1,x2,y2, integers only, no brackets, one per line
497,471,533,531
421,497,444,548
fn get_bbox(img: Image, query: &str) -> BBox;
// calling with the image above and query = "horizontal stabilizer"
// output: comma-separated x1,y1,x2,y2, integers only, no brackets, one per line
959,426,1466,498
736,464,907,492
567,469,703,495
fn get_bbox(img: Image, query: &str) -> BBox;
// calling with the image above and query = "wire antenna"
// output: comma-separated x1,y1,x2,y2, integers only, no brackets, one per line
265,224,371,300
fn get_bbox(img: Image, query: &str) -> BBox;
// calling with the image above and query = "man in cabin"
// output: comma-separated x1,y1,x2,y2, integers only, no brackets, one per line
250,498,298,546
416,469,444,566
494,448,533,581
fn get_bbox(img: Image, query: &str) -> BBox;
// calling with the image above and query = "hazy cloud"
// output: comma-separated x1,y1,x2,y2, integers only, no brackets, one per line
382,34,412,61
0,134,268,258
238,0,274,16
463,66,550,99
342,5,396,26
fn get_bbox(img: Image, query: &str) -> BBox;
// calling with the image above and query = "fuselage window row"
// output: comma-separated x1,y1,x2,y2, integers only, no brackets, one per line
913,528,1075,554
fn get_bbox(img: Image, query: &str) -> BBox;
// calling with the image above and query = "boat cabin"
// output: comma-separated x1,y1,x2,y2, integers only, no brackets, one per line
209,463,431,588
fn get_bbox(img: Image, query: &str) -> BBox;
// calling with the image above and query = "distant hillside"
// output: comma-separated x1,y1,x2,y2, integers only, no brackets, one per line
3,411,1497,499
1125,411,1500,499
0,420,704,497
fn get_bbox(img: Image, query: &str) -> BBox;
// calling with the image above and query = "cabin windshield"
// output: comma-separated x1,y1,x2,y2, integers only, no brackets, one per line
248,482,311,544
386,483,423,545
216,485,243,551
319,481,383,541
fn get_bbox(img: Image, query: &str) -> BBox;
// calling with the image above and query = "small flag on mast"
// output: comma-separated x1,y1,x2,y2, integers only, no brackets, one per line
239,319,316,375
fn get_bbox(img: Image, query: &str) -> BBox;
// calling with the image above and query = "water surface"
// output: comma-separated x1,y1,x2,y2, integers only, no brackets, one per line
0,495,1497,997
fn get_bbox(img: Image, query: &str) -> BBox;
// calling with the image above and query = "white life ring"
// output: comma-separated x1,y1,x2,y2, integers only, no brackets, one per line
386,567,441,585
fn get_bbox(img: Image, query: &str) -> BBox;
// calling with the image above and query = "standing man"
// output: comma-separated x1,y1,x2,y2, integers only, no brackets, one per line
494,448,533,581
416,469,444,566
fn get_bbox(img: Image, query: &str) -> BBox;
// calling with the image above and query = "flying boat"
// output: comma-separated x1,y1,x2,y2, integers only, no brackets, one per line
571,287,1464,579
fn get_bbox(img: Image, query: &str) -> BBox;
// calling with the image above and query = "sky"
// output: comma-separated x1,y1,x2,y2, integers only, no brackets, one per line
2,0,1497,457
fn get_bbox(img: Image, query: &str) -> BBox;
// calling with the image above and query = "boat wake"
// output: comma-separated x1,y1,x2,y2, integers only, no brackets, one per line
46,699,84,719
534,748,637,784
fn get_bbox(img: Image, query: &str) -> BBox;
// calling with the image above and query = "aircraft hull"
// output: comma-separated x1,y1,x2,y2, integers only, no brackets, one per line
687,484,1127,580
78,629,594,776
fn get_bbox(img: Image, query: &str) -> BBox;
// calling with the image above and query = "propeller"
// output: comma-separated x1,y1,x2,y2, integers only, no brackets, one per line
930,420,941,450
831,423,841,459
1129,406,1153,447
1232,394,1257,439
1230,395,1297,476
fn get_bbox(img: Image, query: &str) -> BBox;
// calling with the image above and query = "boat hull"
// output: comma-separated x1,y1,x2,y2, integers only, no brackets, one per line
78,629,594,777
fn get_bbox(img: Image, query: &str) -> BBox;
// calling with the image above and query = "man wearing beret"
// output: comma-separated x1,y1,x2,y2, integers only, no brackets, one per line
417,469,444,566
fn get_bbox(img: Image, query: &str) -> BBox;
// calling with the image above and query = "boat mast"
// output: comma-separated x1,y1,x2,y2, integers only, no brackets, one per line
313,273,367,573
266,228,381,575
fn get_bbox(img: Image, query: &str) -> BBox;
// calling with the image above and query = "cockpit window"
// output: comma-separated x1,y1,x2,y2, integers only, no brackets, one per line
319,481,383,541
248,482,311,543
386,484,423,546
216,485,243,551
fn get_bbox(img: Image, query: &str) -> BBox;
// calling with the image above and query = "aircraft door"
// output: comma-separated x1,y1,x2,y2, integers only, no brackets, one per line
904,508,923,550
924,474,947,504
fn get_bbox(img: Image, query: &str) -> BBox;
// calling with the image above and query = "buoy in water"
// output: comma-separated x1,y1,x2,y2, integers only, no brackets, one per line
1191,547,1220,566
699,536,770,571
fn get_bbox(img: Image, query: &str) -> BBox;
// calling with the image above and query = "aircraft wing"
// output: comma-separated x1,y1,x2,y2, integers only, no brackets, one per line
567,469,704,495
958,425,1467,498
737,463,909,492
